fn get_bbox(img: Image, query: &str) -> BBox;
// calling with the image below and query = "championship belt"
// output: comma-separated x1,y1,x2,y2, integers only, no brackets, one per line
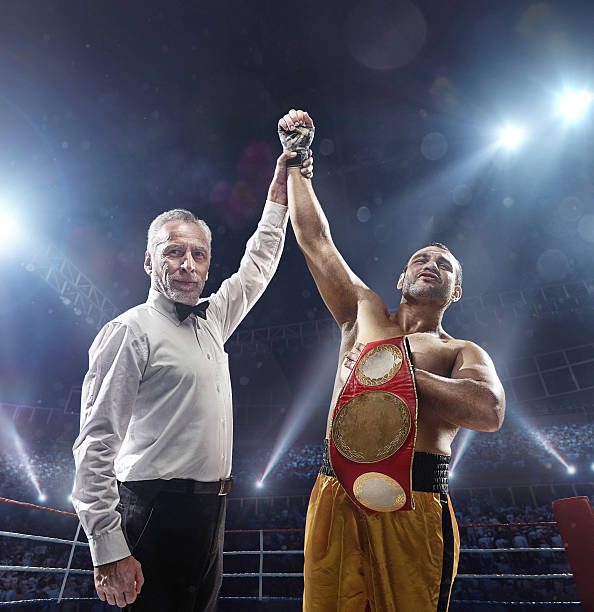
329,336,418,513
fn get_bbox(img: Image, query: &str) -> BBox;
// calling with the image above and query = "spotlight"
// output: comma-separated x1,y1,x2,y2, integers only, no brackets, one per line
255,480,263,489
591,462,594,472
38,493,47,503
497,124,526,149
567,465,576,475
558,90,593,120
0,209,19,248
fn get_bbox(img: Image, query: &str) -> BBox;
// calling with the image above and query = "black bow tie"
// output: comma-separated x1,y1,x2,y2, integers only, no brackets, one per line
175,301,209,322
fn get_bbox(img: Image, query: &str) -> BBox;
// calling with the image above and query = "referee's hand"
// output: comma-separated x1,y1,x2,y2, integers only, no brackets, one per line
94,555,144,608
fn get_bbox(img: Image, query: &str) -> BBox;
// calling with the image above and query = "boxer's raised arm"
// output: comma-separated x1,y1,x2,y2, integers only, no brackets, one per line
280,109,373,326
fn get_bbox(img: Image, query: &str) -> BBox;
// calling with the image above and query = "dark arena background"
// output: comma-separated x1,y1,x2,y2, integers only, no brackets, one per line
1,1,594,610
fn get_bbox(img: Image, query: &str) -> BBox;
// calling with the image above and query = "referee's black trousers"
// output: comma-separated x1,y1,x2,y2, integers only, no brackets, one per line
118,479,227,612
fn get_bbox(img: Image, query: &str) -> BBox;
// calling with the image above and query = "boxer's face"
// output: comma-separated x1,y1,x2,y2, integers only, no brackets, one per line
397,246,461,306
145,221,210,305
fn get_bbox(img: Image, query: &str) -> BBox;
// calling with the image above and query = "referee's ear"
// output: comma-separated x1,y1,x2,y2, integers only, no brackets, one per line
144,251,153,276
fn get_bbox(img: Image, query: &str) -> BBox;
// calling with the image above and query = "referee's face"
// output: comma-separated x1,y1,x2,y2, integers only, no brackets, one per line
145,221,211,305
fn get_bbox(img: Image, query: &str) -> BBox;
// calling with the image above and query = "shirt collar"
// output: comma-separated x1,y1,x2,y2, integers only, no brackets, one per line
146,288,181,325
147,286,211,323
147,288,213,327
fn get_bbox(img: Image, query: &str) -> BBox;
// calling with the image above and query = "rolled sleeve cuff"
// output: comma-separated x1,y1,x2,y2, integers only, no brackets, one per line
263,200,289,229
88,528,131,567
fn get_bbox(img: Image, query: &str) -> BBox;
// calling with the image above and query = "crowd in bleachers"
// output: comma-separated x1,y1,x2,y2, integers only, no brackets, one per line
233,421,594,491
452,422,594,477
1,417,592,508
0,508,95,608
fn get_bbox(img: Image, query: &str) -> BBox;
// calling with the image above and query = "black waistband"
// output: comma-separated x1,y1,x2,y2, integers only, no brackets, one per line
320,439,450,494
119,477,233,496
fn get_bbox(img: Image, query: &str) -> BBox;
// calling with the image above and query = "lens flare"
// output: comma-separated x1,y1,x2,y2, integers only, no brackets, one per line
450,428,474,476
0,208,19,248
10,426,44,501
258,339,338,485
558,90,593,120
497,124,526,149
515,414,574,474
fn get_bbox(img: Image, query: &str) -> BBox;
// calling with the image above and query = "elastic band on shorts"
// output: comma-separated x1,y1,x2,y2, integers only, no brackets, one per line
319,439,450,494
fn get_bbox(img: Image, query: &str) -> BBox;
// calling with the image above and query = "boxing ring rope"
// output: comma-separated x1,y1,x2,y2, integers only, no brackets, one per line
0,497,88,607
0,496,583,608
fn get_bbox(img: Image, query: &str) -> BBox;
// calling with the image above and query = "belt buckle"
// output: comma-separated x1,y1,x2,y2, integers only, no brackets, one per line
218,476,233,496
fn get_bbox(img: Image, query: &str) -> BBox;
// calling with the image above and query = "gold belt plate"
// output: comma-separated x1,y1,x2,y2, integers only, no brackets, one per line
355,343,403,387
332,390,412,463
353,472,407,512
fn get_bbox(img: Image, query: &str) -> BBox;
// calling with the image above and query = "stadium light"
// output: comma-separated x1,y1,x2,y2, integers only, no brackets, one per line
449,429,474,475
567,465,576,475
558,90,593,120
497,124,526,149
591,462,594,472
0,208,19,248
38,493,47,503
255,480,263,489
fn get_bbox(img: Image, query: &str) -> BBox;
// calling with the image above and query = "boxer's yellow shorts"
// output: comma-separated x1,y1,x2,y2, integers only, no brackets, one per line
303,474,460,612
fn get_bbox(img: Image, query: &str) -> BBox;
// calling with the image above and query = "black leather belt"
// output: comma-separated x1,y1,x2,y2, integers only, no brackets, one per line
159,477,233,496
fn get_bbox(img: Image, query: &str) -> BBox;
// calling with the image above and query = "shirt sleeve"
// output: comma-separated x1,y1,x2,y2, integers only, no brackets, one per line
207,200,288,342
71,321,148,566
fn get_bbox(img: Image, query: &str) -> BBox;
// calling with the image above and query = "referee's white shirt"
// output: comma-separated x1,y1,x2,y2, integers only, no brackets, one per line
72,201,288,566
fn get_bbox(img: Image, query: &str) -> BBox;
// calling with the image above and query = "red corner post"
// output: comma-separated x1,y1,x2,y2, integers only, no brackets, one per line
552,496,594,612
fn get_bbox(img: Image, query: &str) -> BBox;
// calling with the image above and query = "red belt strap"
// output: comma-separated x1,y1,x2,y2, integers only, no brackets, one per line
329,336,418,513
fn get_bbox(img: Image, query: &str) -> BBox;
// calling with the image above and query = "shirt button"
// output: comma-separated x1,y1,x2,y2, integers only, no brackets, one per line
216,384,221,393
207,354,212,360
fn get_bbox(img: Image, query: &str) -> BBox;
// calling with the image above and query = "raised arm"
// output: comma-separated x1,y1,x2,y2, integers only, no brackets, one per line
414,341,506,432
207,151,312,341
280,109,374,326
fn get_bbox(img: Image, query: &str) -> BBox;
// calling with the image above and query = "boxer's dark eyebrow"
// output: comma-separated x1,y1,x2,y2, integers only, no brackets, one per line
437,256,453,270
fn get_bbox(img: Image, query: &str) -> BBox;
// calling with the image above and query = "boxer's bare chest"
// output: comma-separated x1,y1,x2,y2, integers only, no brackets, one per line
325,306,463,452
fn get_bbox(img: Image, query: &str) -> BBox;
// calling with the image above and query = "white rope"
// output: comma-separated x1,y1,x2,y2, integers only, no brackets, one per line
0,565,92,575
0,598,97,608
222,572,573,580
224,549,303,555
1,565,571,581
0,530,88,547
461,547,564,553
457,573,573,579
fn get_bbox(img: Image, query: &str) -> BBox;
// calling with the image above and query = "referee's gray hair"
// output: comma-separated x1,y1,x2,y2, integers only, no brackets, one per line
146,209,212,255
